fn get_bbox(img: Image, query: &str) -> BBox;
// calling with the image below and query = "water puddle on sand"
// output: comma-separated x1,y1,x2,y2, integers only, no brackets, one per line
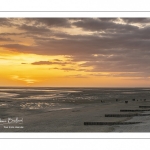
0,103,7,106
0,92,19,98
20,102,60,110
122,92,139,94
46,106,83,112
19,101,83,112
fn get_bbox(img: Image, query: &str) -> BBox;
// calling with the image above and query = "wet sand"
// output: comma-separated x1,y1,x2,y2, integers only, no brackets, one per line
0,99,150,132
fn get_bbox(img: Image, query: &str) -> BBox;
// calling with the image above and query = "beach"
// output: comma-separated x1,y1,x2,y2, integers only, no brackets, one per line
0,87,150,132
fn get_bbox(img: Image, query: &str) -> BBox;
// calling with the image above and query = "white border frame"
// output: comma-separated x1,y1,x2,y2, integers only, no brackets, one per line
0,133,150,139
1,12,150,18
1,0,150,138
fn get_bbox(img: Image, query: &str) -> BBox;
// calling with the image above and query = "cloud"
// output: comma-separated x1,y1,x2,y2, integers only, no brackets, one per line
31,60,71,66
0,18,13,26
0,44,36,53
122,18,150,23
24,18,71,27
52,67,90,72
64,74,88,78
53,67,76,71
18,24,51,33
73,18,139,32
0,33,24,36
0,37,13,41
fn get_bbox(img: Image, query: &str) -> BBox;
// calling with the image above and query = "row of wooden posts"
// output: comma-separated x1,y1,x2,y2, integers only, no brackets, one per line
100,98,147,104
84,100,149,125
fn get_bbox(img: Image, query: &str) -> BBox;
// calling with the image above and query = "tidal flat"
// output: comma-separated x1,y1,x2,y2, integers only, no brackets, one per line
0,87,150,132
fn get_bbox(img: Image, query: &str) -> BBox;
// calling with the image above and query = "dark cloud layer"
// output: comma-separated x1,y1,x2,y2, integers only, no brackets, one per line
73,18,139,32
22,18,71,28
122,18,150,23
1,18,150,77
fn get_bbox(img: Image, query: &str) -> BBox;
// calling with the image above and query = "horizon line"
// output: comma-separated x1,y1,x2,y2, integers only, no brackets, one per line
0,86,150,88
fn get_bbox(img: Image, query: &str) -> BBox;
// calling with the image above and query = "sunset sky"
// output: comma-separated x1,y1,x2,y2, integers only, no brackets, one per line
1,18,150,87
